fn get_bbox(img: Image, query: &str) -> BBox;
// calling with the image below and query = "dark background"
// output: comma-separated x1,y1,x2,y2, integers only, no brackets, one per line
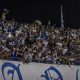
0,0,80,28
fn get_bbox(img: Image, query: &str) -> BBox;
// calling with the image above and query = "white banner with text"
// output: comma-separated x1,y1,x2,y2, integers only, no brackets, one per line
0,60,79,80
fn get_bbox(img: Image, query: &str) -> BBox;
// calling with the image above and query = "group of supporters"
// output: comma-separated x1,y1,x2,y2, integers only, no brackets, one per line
0,19,80,65
0,9,80,65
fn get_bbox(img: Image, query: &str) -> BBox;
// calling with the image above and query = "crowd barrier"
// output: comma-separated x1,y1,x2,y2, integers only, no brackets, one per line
0,60,80,80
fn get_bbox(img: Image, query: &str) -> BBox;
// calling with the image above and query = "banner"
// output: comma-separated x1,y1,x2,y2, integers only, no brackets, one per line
0,60,79,80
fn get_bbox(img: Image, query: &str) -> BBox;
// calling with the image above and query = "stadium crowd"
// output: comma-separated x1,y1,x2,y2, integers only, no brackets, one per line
0,19,80,65
0,9,79,65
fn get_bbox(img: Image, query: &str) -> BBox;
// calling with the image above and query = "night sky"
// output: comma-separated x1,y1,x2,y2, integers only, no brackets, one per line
0,0,80,28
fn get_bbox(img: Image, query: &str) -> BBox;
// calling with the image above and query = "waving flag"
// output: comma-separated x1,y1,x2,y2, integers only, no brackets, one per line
61,5,64,28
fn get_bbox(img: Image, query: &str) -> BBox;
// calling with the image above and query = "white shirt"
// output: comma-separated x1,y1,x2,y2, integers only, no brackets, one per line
63,48,67,55
8,32,12,38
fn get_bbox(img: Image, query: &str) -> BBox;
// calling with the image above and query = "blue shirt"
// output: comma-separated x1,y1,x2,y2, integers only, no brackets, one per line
11,51,17,60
